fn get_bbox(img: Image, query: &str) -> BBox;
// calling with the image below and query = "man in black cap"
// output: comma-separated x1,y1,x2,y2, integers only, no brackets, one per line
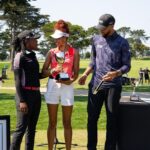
78,14,131,150
10,30,43,150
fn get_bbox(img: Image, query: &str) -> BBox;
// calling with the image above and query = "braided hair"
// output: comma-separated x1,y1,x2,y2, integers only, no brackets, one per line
11,37,26,70
12,37,26,52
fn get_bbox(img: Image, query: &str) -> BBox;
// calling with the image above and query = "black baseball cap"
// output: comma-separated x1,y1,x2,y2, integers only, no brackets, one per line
96,14,115,30
17,30,41,40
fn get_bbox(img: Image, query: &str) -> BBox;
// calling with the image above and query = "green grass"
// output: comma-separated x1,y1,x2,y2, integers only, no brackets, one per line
127,59,150,78
1,59,150,90
20,130,106,150
1,59,150,131
0,90,106,131
122,85,150,92
1,59,149,150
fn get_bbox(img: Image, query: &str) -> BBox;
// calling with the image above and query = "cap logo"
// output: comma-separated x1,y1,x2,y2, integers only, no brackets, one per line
99,20,104,24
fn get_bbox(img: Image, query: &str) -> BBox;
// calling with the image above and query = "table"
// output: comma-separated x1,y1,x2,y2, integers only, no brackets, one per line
118,96,150,150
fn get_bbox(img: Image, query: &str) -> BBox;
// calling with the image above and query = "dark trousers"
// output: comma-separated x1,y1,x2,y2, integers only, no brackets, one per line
87,85,122,150
10,90,41,150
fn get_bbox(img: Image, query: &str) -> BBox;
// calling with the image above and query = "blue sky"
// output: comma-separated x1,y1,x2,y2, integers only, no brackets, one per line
31,0,150,45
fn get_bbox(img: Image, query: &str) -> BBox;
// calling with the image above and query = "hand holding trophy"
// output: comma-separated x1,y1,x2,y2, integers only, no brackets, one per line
55,51,70,81
93,80,104,94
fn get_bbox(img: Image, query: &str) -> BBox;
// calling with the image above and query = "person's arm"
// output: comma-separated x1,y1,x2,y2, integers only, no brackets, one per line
88,39,96,71
39,73,44,79
71,49,80,82
78,66,93,85
119,39,131,74
14,55,28,113
78,39,95,85
14,56,26,102
14,69,26,102
42,50,62,77
41,51,52,78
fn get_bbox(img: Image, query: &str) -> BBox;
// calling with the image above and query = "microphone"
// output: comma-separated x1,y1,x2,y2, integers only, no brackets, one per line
93,80,104,95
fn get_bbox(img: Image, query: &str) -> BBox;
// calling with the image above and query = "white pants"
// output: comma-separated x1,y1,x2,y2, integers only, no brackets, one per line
44,79,74,106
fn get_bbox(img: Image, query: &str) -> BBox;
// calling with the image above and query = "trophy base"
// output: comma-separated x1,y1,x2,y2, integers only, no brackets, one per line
56,73,70,81
130,95,141,102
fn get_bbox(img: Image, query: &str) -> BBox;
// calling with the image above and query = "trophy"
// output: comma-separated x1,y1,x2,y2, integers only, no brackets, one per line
130,79,141,101
93,80,104,95
55,52,70,81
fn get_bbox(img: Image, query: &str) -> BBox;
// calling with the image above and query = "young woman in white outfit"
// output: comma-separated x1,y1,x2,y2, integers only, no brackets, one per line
42,20,80,150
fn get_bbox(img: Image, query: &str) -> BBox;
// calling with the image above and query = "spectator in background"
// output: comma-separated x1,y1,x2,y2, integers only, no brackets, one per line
138,68,144,85
144,67,150,84
0,76,4,86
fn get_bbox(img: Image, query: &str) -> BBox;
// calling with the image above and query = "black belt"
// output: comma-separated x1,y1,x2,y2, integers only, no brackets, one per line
23,86,39,91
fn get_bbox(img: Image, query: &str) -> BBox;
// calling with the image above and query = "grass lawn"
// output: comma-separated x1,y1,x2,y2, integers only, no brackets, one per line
0,58,150,149
1,58,150,91
0,90,106,131
0,58,150,131
0,89,106,149
20,130,106,150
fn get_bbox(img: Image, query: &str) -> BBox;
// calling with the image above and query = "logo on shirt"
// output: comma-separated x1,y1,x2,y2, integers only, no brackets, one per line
25,58,33,62
96,44,103,49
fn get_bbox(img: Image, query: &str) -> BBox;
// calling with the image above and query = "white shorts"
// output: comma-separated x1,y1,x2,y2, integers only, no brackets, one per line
44,79,74,106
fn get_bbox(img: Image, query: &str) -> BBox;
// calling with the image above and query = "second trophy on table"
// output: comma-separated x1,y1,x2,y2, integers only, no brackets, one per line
130,79,141,101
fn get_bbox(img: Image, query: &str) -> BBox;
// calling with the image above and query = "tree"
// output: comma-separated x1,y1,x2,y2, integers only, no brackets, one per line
41,21,90,55
39,40,51,56
85,51,91,59
0,29,11,52
117,27,131,38
68,24,89,50
0,51,8,60
41,21,57,52
130,29,149,42
0,0,49,67
86,26,99,38
129,29,150,57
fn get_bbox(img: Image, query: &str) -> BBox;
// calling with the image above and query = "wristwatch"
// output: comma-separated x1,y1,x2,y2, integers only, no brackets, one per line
116,70,122,77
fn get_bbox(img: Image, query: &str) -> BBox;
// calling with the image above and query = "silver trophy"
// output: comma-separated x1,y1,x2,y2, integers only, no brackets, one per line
130,79,141,101
55,52,70,81
93,80,104,95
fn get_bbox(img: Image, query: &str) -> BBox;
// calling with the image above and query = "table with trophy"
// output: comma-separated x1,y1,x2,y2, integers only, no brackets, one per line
118,79,150,150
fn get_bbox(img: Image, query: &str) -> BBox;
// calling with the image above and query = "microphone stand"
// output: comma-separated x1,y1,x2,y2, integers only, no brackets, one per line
37,129,78,150
54,130,78,150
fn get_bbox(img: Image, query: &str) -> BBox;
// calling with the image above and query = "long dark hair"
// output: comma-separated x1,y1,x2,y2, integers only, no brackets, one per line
12,37,26,52
11,37,26,70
